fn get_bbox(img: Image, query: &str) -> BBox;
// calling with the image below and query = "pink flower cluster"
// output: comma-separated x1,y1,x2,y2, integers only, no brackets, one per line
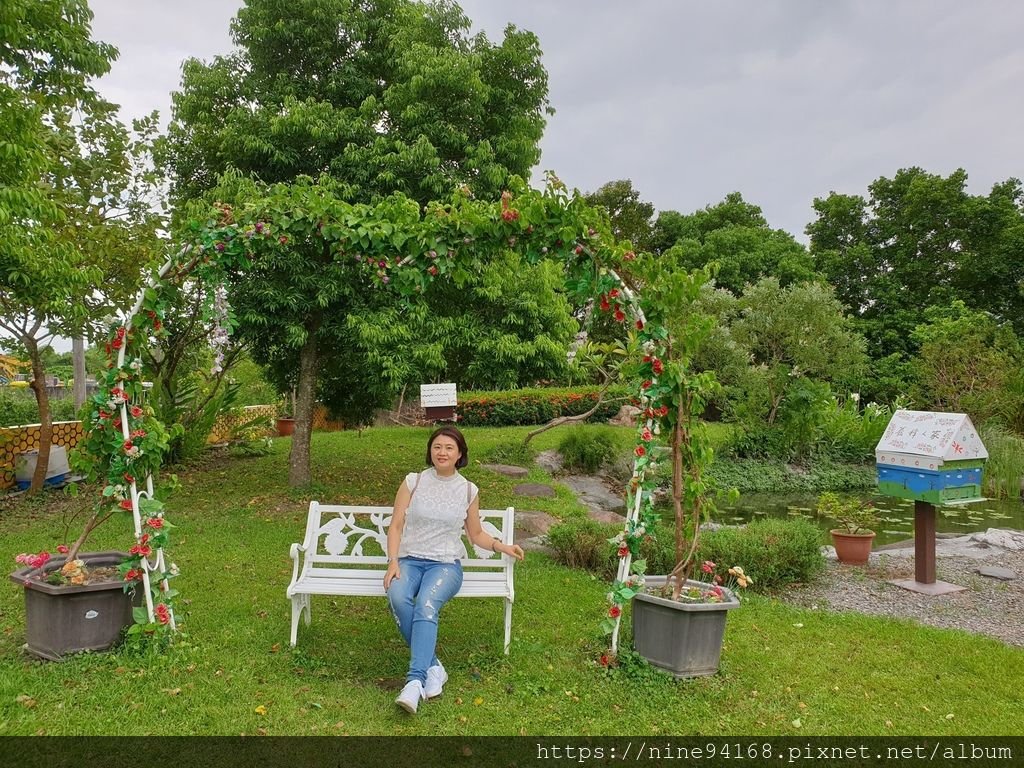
14,551,51,569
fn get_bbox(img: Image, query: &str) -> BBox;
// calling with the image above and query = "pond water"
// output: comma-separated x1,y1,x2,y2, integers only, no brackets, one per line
714,492,1024,547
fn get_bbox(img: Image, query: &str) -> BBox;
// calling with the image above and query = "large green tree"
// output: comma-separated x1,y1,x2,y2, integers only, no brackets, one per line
807,167,1024,360
167,0,550,206
654,193,816,295
0,0,128,492
168,0,556,484
584,179,654,252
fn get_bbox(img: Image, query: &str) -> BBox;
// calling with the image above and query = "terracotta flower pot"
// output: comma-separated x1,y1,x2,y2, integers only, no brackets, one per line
276,417,296,437
830,529,876,565
9,551,136,661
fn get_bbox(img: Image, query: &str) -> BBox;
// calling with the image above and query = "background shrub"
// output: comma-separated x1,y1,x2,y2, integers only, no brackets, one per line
0,391,78,427
546,517,618,574
558,426,618,473
697,518,825,591
481,439,537,467
457,385,628,427
548,516,825,592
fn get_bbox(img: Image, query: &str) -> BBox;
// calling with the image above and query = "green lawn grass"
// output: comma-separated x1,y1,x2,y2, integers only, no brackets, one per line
0,427,1021,735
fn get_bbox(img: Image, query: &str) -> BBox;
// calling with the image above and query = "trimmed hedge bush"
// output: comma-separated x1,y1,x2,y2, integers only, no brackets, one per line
0,391,79,427
457,385,628,427
547,516,825,592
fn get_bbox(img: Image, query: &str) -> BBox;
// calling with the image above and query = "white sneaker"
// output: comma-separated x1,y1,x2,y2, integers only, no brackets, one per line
396,680,424,714
424,663,448,699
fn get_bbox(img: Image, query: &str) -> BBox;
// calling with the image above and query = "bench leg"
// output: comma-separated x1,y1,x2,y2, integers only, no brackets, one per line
290,594,310,647
503,598,512,655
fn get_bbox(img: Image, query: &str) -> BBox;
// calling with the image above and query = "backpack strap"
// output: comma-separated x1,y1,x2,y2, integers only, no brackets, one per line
410,471,422,500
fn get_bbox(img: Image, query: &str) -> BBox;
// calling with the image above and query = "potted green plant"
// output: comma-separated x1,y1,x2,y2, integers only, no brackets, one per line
818,492,879,565
600,258,748,678
276,386,297,437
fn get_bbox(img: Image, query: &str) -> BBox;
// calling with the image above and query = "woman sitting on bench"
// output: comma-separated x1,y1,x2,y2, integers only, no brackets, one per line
384,426,524,714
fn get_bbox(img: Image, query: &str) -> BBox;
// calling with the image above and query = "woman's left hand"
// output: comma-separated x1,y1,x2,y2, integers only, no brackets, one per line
499,543,525,561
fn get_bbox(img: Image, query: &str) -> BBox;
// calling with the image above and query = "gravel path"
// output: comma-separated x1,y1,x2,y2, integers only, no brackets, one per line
778,546,1024,647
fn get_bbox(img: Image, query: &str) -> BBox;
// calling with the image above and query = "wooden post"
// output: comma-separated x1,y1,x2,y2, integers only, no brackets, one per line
914,500,936,584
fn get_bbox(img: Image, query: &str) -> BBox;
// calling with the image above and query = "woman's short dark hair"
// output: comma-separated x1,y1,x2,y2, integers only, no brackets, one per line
426,426,469,469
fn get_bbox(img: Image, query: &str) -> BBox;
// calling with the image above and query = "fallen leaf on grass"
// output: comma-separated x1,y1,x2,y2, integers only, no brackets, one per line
161,688,182,696
270,643,281,653
945,713,955,720
798,702,807,710
15,695,36,709
254,705,267,716
473,697,483,706
309,702,322,709
791,718,802,729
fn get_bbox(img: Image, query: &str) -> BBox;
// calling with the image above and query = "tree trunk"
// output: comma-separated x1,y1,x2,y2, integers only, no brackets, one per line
72,336,87,410
288,320,320,487
25,337,52,495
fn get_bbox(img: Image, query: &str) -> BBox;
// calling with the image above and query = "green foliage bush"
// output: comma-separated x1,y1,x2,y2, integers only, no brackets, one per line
0,391,79,427
457,385,628,427
558,426,618,473
481,440,537,467
727,388,901,465
548,515,825,591
698,518,826,590
981,424,1024,500
707,458,876,494
546,517,618,575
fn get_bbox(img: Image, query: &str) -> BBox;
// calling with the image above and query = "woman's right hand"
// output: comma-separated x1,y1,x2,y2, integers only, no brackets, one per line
384,559,401,591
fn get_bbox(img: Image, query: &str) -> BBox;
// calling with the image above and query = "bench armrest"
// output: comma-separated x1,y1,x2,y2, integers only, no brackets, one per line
288,542,307,592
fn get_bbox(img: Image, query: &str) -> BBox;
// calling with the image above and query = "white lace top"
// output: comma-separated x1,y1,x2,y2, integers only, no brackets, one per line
397,468,479,563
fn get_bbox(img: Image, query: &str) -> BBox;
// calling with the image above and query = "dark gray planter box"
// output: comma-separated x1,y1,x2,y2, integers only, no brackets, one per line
9,551,135,661
632,576,739,678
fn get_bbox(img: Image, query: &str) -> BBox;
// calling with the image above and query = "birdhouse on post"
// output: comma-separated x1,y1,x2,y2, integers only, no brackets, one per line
875,410,987,506
420,383,458,422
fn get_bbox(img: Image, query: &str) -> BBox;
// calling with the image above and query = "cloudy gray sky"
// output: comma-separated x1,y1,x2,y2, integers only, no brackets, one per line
88,0,1023,241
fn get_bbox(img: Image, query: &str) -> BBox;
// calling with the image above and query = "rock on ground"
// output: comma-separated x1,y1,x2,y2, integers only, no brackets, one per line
481,463,529,478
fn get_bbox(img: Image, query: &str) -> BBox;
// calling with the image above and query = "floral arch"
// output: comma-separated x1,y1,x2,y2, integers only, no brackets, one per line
76,173,695,654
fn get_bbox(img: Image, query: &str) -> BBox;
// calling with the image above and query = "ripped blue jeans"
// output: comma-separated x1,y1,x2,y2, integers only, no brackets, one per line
386,556,463,685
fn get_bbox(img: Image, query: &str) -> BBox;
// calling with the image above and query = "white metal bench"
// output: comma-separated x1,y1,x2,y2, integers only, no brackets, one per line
287,502,516,652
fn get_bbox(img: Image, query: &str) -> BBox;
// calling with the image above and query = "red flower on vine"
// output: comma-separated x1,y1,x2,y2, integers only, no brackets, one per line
652,359,664,375
124,569,142,582
641,428,653,442
155,603,171,625
614,307,625,323
641,380,652,390
634,445,646,458
623,250,636,261
130,543,152,557
123,473,135,484
112,338,123,350
146,517,164,529
119,499,133,510
56,544,69,554
608,604,622,619
636,319,644,330
599,295,611,312
130,406,143,418
609,289,619,299
617,544,629,558
599,653,610,667
122,439,134,452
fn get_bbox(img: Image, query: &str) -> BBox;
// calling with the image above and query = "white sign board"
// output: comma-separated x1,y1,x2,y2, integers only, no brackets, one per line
420,383,458,408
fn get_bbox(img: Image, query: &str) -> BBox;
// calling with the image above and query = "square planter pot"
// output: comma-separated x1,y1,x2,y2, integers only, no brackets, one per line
632,576,739,678
9,551,136,661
